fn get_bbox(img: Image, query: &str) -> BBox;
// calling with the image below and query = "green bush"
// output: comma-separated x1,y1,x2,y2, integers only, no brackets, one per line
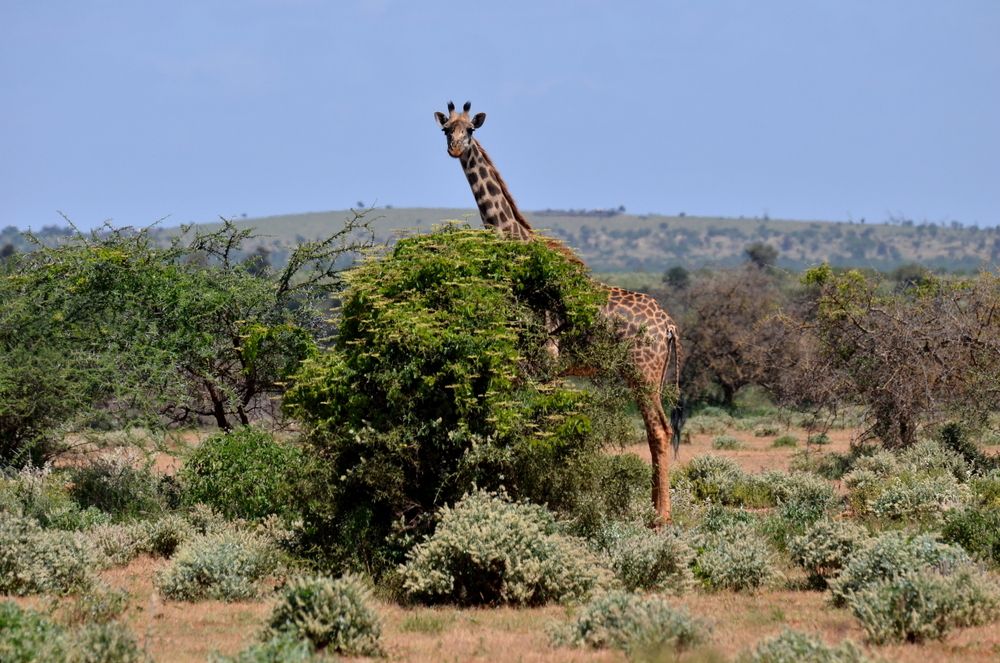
68,622,143,663
264,574,383,656
211,633,316,663
68,451,168,521
284,227,633,571
567,453,655,536
691,514,778,592
0,513,94,595
180,426,305,521
867,473,967,524
0,601,141,663
772,435,798,448
592,522,694,593
0,466,110,530
399,491,610,606
0,601,64,662
680,455,744,504
846,568,1000,643
807,433,831,445
155,530,280,601
941,506,1000,565
551,590,707,655
829,531,972,607
754,424,782,437
85,514,192,567
788,519,869,588
742,628,869,663
713,435,743,450
970,472,1000,508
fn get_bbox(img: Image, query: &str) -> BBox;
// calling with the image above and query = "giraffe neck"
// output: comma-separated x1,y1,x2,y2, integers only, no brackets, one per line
460,140,534,241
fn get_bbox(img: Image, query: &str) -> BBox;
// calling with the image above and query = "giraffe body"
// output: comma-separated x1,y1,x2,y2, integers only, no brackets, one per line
435,101,680,523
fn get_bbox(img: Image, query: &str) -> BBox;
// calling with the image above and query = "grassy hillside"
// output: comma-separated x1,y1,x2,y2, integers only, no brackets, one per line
6,207,1000,273
193,207,1000,273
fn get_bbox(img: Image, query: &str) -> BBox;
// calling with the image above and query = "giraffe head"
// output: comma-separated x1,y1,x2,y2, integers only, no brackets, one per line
434,101,486,158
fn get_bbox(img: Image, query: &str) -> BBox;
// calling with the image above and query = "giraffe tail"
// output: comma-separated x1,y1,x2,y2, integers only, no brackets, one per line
661,328,686,460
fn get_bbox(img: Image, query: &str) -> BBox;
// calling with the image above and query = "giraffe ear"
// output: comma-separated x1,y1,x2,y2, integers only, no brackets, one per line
472,112,486,129
434,111,448,127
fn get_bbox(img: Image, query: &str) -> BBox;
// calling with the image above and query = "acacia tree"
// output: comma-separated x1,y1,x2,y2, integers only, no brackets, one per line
670,265,795,406
802,265,1000,447
0,215,374,465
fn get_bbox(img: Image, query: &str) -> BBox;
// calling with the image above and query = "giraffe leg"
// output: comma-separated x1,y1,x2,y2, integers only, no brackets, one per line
638,398,672,526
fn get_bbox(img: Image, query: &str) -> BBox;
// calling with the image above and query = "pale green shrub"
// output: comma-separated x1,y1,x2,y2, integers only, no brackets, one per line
592,522,694,593
742,628,869,663
846,568,1000,643
0,466,110,530
868,473,968,523
0,513,94,595
695,534,777,592
211,634,316,663
898,438,971,480
85,514,193,567
686,411,734,435
155,530,280,601
788,519,869,588
681,455,744,504
0,601,141,663
58,585,130,625
68,622,143,663
830,532,972,606
713,435,743,450
692,514,778,592
264,574,383,656
400,491,610,605
551,590,707,654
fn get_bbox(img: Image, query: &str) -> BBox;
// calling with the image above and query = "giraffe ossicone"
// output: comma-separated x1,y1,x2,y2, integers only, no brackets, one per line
434,101,682,524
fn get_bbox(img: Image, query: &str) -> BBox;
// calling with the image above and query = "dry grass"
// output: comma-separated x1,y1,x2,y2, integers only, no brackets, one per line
6,421,1000,662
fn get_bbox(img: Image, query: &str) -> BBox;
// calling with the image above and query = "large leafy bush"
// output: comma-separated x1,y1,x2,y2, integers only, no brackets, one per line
284,227,631,570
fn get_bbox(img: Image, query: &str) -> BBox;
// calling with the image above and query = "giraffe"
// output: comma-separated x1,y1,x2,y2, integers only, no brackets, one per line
434,101,682,523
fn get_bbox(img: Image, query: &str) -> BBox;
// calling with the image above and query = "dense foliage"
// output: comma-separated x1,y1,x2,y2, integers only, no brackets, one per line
284,226,634,570
0,217,372,465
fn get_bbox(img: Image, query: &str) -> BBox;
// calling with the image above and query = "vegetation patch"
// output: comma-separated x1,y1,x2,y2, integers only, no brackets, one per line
0,513,94,595
591,521,694,593
551,590,707,655
399,490,610,606
180,426,306,521
155,530,281,601
845,568,999,643
284,226,634,572
264,574,383,656
741,628,869,663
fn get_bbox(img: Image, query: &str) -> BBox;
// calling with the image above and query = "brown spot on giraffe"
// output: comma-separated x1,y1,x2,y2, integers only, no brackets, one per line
434,101,683,524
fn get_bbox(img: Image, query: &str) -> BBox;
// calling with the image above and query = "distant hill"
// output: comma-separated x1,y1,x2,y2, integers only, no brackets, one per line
5,208,999,274
184,207,1000,273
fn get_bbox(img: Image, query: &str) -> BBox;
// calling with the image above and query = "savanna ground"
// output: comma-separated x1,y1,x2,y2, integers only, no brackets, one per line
9,416,999,663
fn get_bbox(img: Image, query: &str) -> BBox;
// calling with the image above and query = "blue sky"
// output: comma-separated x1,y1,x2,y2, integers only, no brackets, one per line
2,1,998,230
